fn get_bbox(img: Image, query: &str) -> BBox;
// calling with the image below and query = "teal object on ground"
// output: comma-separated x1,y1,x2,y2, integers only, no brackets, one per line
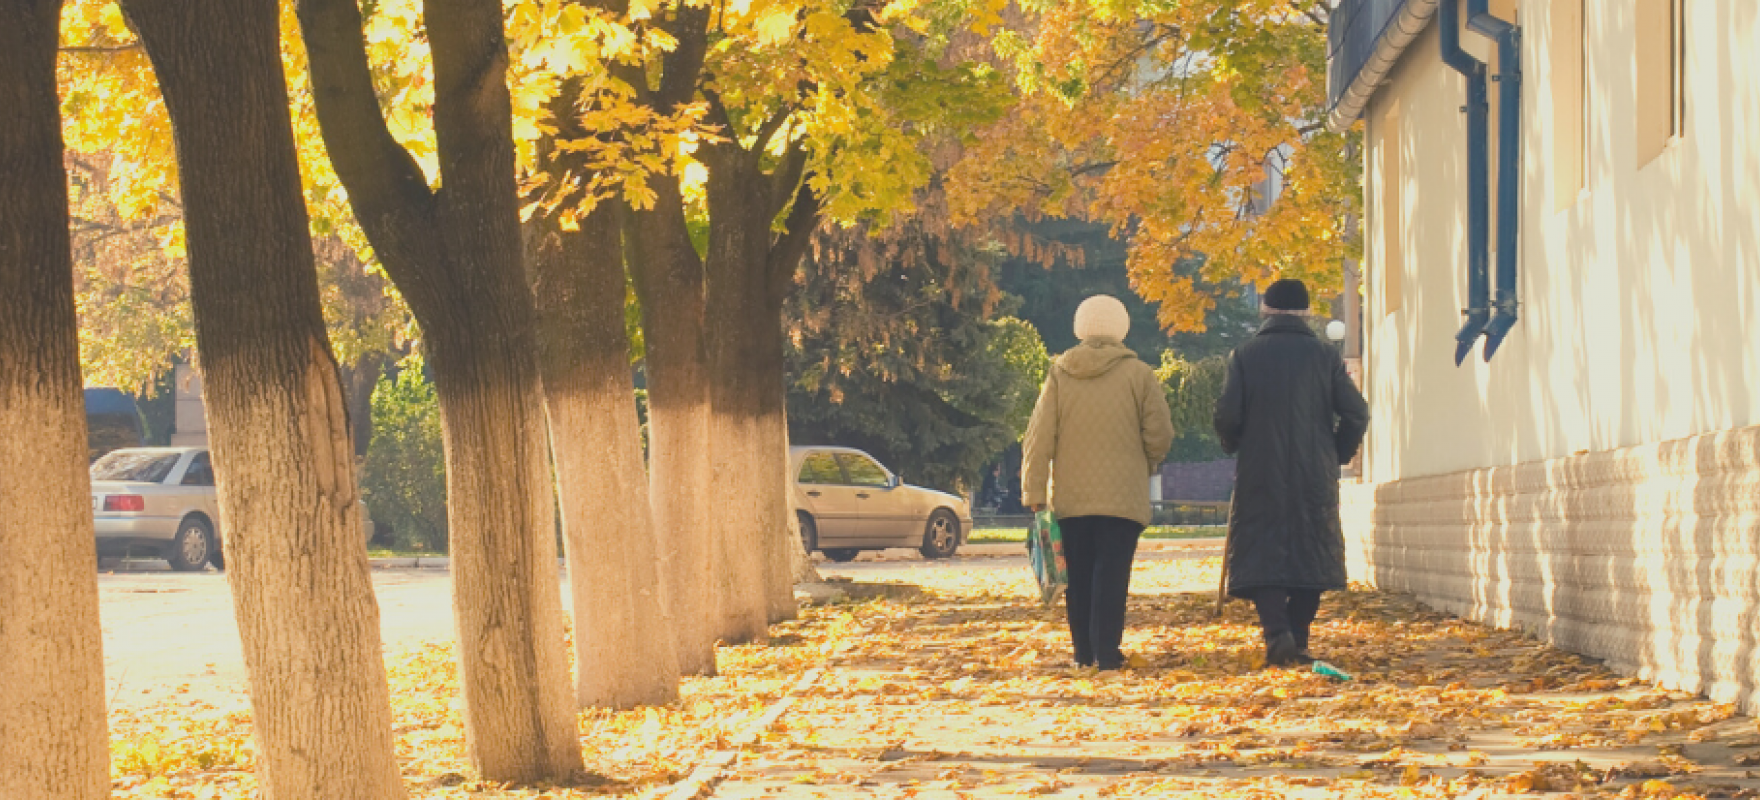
1313,661,1352,681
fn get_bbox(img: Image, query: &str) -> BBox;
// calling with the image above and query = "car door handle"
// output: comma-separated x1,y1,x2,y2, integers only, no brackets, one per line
856,492,871,499
807,490,822,497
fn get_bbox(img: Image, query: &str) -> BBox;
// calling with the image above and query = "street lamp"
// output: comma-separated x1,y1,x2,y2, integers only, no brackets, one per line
1324,319,1346,348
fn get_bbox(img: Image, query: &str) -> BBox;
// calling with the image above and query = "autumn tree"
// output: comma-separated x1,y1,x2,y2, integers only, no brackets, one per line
519,2,1016,659
65,150,407,454
59,2,411,444
65,154,194,392
524,74,682,707
785,204,1049,494
949,0,1359,333
110,0,406,795
0,2,110,796
295,0,583,780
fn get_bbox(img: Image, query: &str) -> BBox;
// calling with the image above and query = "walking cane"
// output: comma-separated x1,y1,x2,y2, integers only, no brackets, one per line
1214,499,1233,617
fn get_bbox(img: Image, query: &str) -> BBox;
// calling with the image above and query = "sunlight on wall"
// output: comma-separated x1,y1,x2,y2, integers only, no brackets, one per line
1345,425,1760,711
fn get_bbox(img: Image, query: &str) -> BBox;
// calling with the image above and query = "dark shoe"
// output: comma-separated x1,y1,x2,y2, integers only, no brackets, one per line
1264,631,1306,667
1096,649,1133,671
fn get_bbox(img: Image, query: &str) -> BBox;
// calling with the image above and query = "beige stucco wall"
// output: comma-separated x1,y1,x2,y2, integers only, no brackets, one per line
1360,0,1760,484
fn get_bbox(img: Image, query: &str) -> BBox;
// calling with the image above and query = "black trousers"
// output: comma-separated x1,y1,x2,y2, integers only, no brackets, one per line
1249,587,1323,650
1058,515,1143,668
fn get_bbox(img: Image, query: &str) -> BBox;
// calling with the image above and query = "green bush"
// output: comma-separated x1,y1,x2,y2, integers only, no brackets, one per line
363,360,447,552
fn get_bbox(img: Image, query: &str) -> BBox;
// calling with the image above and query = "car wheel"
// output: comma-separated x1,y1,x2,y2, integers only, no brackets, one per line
166,516,212,572
797,511,818,553
822,548,860,563
919,509,960,559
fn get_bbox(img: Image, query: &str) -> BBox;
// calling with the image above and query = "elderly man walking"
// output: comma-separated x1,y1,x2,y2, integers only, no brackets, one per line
1023,295,1175,670
1214,279,1369,667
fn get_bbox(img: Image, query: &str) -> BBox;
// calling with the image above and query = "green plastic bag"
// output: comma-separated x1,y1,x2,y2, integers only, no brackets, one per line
1027,510,1068,606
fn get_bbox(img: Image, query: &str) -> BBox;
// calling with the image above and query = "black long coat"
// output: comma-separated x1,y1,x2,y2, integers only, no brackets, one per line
1213,315,1370,597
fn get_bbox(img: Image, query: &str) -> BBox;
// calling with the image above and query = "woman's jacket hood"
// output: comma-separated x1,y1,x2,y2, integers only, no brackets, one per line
1055,341,1138,379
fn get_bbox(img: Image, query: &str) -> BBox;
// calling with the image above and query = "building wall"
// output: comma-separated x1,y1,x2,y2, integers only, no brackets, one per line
1361,0,1760,484
170,363,208,447
1349,0,1760,710
1343,424,1760,711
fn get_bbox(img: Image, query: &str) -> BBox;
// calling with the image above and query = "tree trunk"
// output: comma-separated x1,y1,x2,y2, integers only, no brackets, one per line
703,153,788,637
762,184,822,614
758,333,804,620
625,177,720,676
295,0,583,780
702,148,823,626
529,199,682,708
341,351,386,461
118,0,404,796
0,3,110,796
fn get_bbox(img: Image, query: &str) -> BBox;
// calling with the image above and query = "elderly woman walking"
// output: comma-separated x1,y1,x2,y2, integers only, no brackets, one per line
1023,295,1175,670
1214,279,1370,667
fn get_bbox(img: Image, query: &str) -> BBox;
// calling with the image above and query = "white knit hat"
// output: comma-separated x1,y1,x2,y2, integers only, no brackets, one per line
1072,295,1130,343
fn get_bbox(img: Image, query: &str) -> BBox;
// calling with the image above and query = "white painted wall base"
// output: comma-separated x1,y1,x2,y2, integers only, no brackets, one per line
1343,423,1760,711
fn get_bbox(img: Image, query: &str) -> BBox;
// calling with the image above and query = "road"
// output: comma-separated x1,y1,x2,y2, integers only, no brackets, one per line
99,567,472,710
97,541,1222,711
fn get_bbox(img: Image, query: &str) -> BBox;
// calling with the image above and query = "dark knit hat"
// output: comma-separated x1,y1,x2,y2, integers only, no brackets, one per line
1262,279,1310,311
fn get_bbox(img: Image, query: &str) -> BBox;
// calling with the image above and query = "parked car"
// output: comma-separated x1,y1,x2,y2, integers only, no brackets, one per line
90,446,372,572
790,446,973,562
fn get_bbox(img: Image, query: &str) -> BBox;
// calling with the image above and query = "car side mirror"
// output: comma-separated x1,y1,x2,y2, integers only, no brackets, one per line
889,474,902,489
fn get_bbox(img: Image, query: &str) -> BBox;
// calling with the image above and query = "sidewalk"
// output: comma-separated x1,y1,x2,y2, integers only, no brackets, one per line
687,557,1760,799
100,550,1760,799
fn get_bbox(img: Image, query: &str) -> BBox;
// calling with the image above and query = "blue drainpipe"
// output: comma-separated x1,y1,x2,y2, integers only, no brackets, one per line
1439,0,1491,366
1468,0,1522,360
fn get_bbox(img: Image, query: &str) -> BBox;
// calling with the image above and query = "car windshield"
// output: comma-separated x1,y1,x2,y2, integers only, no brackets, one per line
90,450,181,483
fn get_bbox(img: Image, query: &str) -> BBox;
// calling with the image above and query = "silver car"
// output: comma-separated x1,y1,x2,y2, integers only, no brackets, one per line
791,446,974,562
90,446,374,571
90,447,221,571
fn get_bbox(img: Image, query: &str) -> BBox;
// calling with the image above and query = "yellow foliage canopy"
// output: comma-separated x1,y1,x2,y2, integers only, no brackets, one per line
947,0,1360,332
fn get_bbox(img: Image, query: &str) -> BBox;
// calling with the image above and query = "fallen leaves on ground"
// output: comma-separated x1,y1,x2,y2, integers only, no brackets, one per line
109,555,1760,798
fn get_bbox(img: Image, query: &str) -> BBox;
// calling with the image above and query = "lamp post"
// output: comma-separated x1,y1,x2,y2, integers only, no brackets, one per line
1325,319,1347,349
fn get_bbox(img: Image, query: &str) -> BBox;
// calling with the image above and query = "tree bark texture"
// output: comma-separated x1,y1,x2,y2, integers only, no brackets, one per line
762,182,820,618
702,150,787,639
625,177,720,676
296,0,583,780
528,201,682,708
0,3,111,796
342,350,387,461
702,146,821,627
118,0,405,796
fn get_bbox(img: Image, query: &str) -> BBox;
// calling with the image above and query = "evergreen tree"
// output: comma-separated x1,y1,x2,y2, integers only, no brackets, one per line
786,221,1047,495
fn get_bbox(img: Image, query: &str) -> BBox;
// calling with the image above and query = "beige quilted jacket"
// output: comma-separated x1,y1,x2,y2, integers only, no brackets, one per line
1021,342,1176,525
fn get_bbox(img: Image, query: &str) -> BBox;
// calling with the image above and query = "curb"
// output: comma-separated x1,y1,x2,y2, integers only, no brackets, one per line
654,666,825,800
364,540,1229,570
366,557,571,570
367,557,448,569
957,537,1224,556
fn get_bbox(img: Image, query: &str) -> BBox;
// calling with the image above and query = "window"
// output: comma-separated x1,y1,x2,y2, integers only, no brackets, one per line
1635,0,1684,165
181,451,215,487
837,453,891,488
1376,97,1403,316
1552,0,1586,207
797,452,844,485
90,450,181,483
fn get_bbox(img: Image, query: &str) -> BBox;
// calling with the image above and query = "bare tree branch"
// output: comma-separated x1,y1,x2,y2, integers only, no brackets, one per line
60,43,142,54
